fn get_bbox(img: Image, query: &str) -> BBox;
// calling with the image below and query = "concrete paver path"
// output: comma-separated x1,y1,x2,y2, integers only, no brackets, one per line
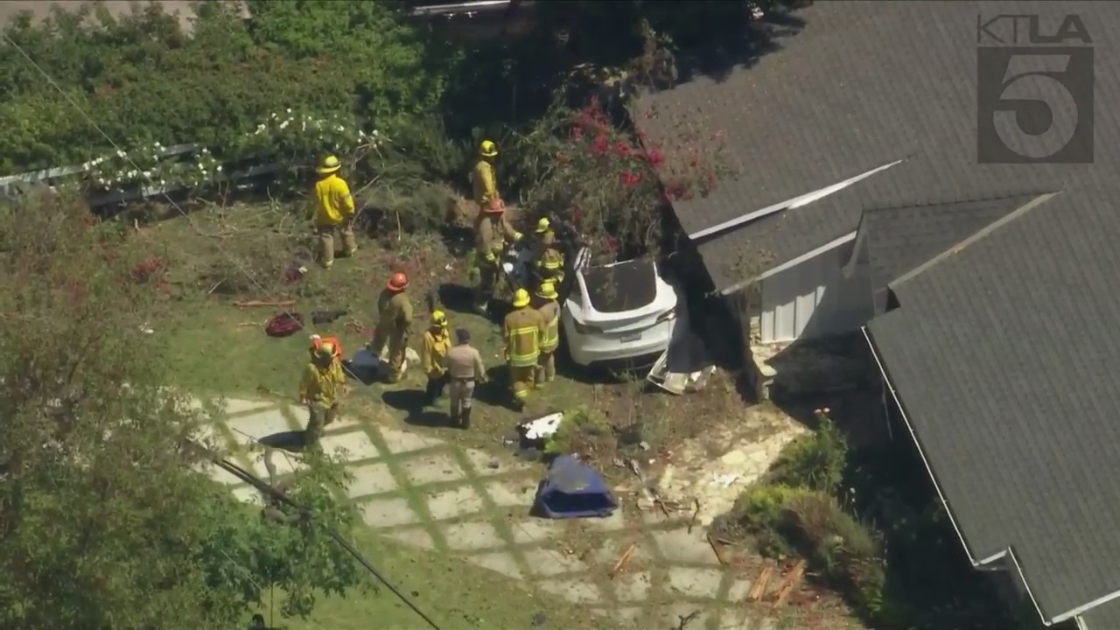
201,397,792,629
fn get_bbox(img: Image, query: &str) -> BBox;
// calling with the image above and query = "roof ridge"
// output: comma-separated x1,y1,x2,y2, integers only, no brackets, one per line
862,190,1055,215
888,191,1062,290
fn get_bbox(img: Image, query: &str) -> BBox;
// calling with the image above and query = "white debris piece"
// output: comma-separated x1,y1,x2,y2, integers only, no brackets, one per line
520,413,565,441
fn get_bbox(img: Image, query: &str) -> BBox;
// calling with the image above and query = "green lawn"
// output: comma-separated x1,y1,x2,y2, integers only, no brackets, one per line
249,526,614,630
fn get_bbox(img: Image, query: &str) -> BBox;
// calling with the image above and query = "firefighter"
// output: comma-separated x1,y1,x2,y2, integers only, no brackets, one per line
310,155,357,269
445,328,487,428
533,281,561,386
369,272,413,383
503,288,546,411
421,310,452,406
533,217,565,289
299,340,347,445
470,140,523,314
308,334,343,363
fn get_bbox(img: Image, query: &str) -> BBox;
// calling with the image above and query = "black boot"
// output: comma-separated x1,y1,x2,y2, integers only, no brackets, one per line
511,397,526,412
460,407,472,429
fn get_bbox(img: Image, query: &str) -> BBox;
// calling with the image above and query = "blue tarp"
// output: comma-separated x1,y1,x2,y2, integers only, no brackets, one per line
533,455,618,519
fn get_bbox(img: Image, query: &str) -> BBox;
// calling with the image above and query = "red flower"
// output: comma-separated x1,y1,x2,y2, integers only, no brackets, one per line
616,142,632,157
590,134,609,157
620,171,642,188
646,149,664,167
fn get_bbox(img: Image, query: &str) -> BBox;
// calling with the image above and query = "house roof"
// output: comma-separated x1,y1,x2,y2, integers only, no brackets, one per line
866,183,1120,621
637,0,1116,286
1082,599,1120,630
860,193,1041,313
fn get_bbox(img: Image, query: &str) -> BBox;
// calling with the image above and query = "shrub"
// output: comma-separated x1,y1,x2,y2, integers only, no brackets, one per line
507,95,734,259
0,2,452,179
768,409,848,492
544,406,611,455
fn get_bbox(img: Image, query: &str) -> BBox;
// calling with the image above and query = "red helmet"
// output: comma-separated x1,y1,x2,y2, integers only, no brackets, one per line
387,272,409,291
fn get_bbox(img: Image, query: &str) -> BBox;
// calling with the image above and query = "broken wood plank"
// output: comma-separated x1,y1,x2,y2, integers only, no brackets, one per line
772,559,807,608
706,533,727,566
609,543,636,580
687,498,700,534
747,562,775,602
233,299,296,308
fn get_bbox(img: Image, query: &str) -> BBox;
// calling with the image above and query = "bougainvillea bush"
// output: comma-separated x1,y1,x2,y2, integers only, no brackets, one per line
511,96,733,260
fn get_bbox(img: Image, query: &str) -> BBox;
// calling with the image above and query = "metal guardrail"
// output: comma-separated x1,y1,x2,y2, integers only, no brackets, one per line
1,146,286,208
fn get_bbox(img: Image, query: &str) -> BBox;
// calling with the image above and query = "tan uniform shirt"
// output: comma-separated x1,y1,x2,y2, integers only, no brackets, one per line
376,289,414,333
445,344,486,380
475,215,521,262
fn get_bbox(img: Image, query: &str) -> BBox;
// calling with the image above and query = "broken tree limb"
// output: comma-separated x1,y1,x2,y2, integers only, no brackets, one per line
772,559,807,608
748,562,775,602
706,533,727,566
233,299,296,308
609,543,636,580
687,498,701,533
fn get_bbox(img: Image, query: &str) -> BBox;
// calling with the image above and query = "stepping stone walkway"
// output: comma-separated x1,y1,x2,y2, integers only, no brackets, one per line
202,397,792,630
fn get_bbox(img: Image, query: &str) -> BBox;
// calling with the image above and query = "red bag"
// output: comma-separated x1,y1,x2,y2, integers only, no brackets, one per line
265,312,304,338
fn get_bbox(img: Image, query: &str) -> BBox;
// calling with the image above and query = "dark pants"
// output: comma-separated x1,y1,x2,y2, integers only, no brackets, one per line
305,402,338,445
425,373,449,405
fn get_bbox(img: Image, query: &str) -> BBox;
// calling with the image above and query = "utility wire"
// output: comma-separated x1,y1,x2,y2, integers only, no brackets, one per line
4,31,444,630
4,28,578,612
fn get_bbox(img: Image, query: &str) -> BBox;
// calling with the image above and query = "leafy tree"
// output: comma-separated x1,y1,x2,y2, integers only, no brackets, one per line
0,192,367,629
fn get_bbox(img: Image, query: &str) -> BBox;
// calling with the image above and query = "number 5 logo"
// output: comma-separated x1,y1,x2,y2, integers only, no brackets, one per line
977,46,1094,164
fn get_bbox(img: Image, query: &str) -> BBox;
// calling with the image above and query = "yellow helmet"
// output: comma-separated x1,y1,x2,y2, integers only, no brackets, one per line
512,288,531,308
535,217,550,234
479,140,498,158
317,155,341,174
537,281,559,300
431,309,448,328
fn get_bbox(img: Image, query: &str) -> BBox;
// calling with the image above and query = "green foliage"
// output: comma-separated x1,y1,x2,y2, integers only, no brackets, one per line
0,1,451,176
506,95,733,258
0,192,365,628
768,412,848,492
544,406,610,455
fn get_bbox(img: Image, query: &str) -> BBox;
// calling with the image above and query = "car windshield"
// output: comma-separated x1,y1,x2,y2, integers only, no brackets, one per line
581,259,657,313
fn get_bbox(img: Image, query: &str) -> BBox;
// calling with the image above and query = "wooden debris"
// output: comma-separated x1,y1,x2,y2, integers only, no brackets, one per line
747,562,776,602
687,498,701,533
705,533,727,566
233,299,296,308
772,559,807,608
609,543,636,580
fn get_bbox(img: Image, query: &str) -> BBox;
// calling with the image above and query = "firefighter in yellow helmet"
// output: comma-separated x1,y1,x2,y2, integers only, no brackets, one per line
472,140,523,314
421,309,452,406
309,155,357,269
369,272,414,383
532,217,565,289
299,340,347,445
533,281,561,386
503,288,546,411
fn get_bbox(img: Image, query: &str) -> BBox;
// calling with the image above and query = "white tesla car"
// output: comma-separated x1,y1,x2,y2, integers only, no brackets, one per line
561,251,680,367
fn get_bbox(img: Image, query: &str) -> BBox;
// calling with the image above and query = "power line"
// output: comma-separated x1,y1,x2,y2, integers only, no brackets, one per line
3,31,444,630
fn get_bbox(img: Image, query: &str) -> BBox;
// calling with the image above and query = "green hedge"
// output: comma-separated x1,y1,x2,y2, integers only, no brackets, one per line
0,1,455,175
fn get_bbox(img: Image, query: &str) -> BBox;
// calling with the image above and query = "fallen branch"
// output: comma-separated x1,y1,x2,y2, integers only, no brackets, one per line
609,543,636,580
772,559,807,608
706,533,727,566
748,562,775,602
687,498,700,533
234,299,296,308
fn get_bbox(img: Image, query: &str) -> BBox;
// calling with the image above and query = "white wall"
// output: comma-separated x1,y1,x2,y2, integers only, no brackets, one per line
758,239,874,343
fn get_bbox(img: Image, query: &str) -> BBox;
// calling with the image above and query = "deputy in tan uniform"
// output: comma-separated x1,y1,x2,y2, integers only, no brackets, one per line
444,328,487,428
533,281,561,386
504,288,546,411
369,272,413,383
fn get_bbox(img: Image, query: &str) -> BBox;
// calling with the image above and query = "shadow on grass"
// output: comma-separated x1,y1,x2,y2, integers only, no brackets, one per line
260,430,307,452
381,388,454,428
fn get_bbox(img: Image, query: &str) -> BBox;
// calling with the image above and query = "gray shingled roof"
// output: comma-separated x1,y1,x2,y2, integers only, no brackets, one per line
867,184,1120,620
637,1,1110,286
1082,599,1120,630
861,194,1040,313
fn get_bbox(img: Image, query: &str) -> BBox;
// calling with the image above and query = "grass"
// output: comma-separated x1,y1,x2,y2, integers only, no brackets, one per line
249,525,616,630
